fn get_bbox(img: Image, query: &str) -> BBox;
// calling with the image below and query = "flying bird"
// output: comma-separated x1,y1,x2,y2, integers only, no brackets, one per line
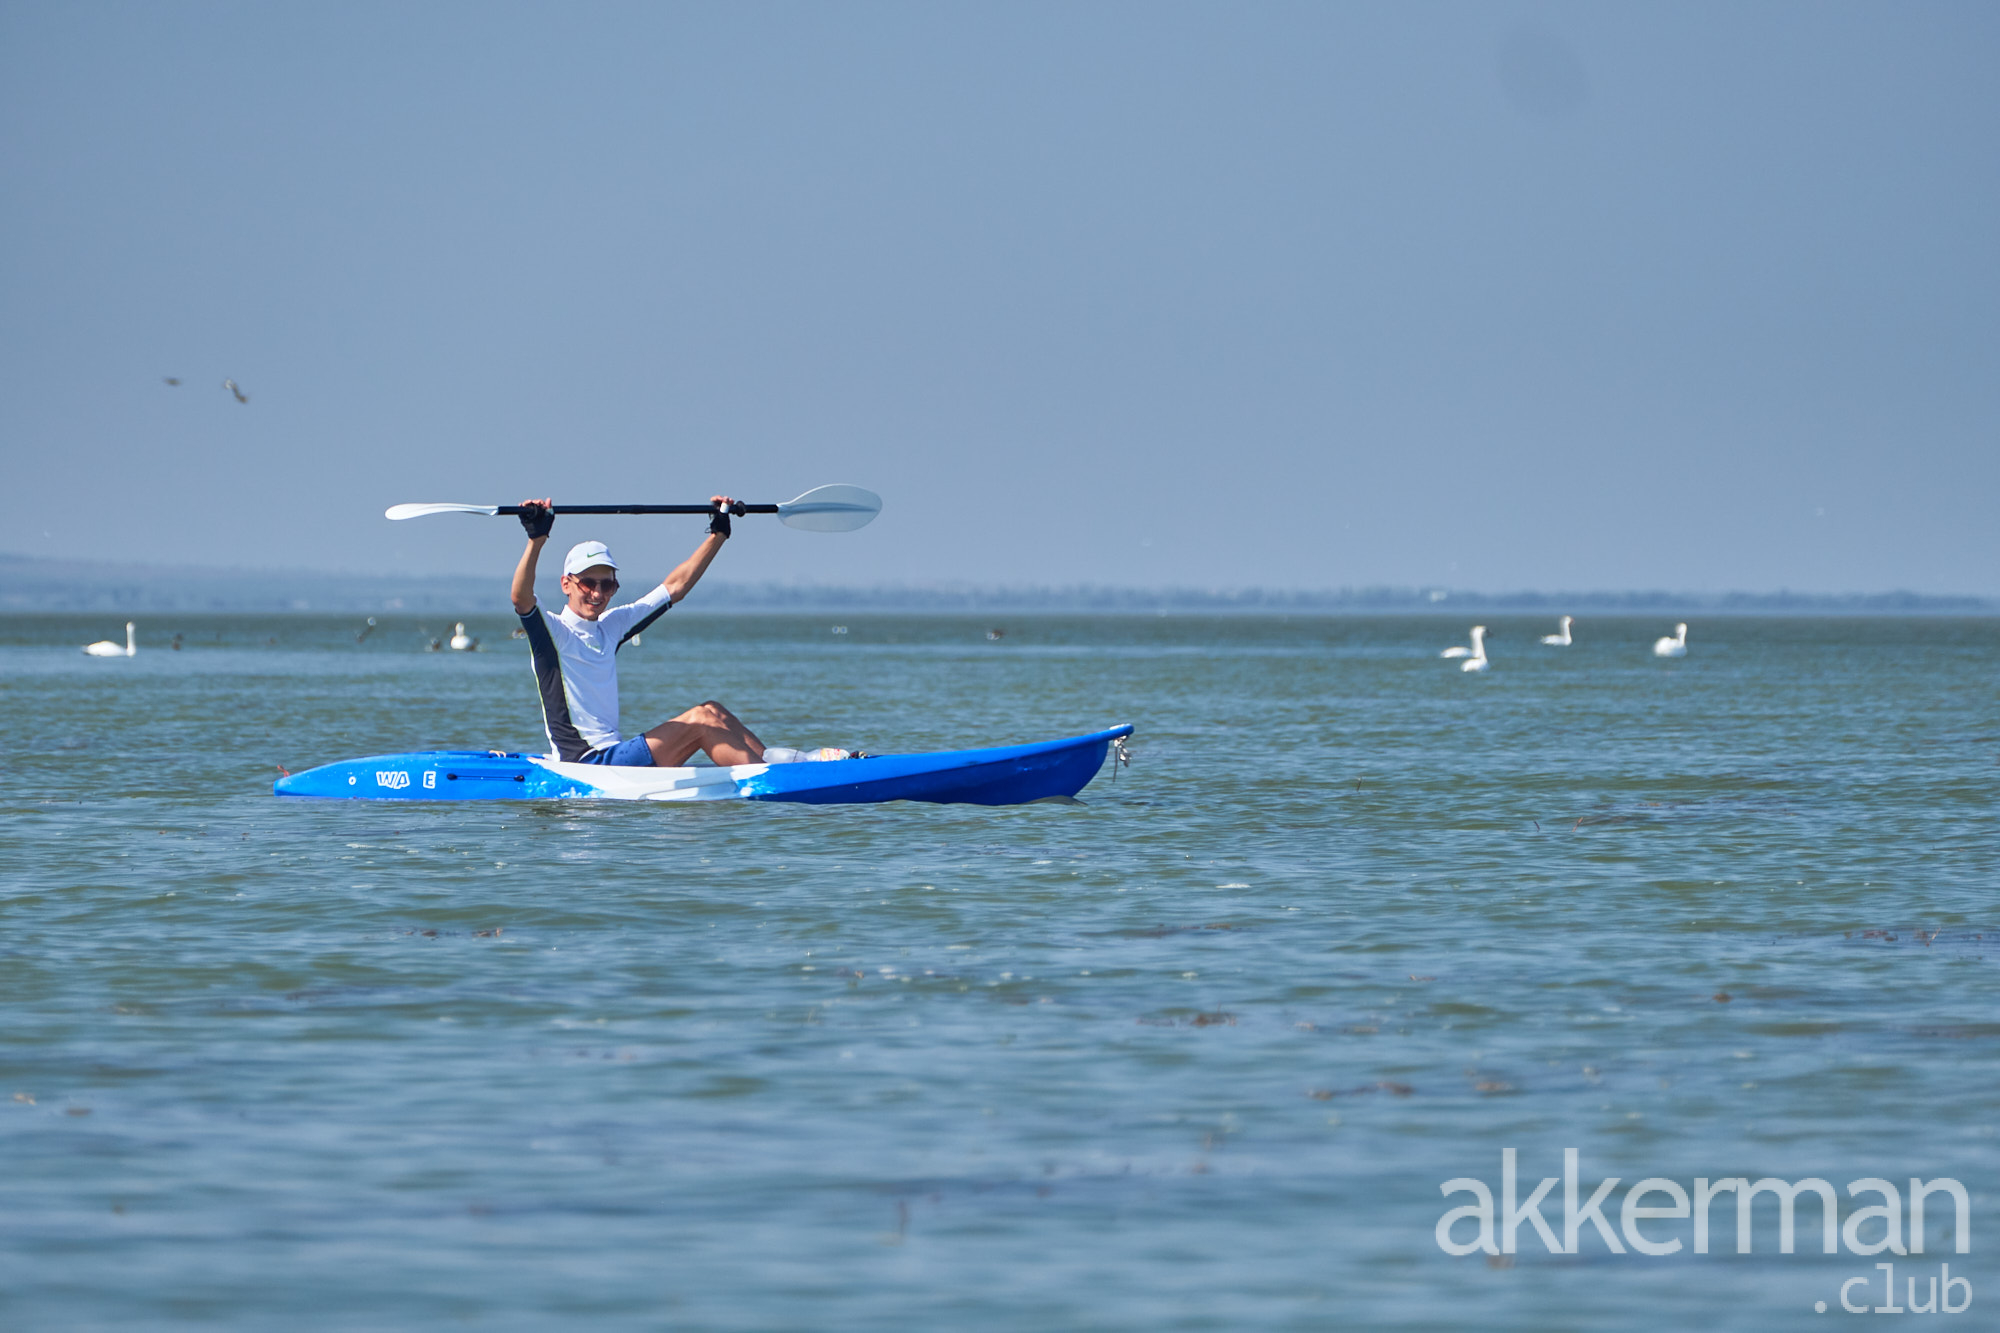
223,378,249,403
163,377,181,386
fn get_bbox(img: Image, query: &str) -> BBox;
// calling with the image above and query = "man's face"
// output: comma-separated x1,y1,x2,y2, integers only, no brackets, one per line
562,565,619,620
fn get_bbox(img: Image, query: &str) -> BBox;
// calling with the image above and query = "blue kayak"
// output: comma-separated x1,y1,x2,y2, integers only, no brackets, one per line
274,724,1133,806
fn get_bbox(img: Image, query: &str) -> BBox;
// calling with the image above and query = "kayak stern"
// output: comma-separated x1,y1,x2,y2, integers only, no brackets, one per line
273,751,594,801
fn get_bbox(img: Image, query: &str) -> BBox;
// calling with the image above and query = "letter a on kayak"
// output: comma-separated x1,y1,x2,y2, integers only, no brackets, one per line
274,725,1134,806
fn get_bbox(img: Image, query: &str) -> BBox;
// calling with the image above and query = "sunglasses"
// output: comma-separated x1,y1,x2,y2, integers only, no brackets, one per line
568,575,619,594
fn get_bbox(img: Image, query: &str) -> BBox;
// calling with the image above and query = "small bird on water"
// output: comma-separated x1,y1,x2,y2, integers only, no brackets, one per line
223,378,249,403
1654,623,1689,657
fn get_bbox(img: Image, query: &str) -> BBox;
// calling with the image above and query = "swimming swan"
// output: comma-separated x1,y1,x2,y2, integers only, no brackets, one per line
449,622,478,652
1653,623,1688,657
83,623,136,657
1456,625,1489,672
1540,616,1573,646
1441,625,1483,659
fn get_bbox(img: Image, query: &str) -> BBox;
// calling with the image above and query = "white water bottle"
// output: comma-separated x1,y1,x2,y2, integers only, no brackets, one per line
762,746,855,764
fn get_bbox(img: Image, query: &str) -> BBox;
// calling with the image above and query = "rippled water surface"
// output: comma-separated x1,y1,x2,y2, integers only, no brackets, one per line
3,613,1996,1329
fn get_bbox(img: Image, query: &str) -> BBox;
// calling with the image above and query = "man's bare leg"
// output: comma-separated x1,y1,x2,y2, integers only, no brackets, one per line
643,701,766,767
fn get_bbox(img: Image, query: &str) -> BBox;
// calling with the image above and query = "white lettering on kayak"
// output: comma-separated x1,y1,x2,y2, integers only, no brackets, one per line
375,771,410,789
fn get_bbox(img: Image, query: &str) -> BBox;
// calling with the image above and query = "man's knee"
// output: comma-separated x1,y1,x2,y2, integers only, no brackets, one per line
685,700,733,727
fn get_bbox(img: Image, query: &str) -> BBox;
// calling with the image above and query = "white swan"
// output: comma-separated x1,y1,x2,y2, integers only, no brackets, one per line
449,622,478,652
1540,615,1573,646
1448,620,1496,664
1653,623,1688,657
1461,625,1489,672
1440,625,1483,659
83,623,136,657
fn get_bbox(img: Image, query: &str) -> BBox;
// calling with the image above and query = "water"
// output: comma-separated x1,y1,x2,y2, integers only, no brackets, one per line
3,613,1996,1330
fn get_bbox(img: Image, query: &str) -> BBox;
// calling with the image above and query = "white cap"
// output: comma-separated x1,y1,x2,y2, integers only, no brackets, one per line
562,540,619,576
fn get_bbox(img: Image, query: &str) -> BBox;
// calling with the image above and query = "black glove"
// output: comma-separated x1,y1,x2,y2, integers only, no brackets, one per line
519,503,554,539
707,507,732,539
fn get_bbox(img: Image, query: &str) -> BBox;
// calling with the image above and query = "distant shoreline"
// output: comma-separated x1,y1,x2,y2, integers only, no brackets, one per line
3,553,1992,615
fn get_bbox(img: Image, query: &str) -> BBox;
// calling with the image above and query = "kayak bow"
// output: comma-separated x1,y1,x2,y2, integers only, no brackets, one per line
273,725,1133,807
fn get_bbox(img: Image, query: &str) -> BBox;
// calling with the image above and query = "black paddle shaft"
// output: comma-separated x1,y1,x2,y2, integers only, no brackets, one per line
496,503,779,517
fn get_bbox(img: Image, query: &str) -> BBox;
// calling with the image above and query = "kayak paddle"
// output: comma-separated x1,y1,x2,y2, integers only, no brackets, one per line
384,484,881,532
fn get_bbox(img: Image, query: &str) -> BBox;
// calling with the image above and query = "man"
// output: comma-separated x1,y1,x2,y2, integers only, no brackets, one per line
511,496,782,767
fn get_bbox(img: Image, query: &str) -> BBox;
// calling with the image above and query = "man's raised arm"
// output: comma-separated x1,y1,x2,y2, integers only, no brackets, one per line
512,498,554,614
662,495,736,604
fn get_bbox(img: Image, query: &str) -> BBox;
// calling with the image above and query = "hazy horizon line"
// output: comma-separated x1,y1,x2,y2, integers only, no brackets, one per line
3,552,1993,615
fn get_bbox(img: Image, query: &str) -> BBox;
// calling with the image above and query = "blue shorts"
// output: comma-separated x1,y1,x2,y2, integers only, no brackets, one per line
577,736,655,767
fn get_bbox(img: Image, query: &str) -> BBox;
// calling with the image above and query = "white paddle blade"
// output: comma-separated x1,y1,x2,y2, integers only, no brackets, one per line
385,502,501,521
776,484,881,532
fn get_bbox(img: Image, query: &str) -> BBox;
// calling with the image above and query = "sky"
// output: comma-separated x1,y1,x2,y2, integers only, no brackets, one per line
3,2,1996,594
